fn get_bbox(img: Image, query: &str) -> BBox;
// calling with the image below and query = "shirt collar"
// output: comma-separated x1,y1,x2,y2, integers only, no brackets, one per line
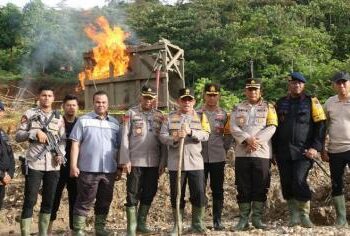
91,111,110,120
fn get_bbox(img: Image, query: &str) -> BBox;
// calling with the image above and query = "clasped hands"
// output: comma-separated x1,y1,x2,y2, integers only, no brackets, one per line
173,124,191,142
244,137,261,153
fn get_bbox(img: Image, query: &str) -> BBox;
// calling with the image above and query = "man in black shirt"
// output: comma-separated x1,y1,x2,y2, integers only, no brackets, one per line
273,72,326,228
48,94,79,233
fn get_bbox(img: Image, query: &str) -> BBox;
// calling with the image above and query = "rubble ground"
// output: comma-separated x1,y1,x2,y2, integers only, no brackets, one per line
1,156,350,235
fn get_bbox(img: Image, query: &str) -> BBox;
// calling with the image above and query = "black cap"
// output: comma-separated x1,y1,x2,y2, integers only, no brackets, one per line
0,102,4,111
289,72,306,83
332,71,350,83
141,86,157,98
245,78,261,89
204,83,220,95
178,88,194,99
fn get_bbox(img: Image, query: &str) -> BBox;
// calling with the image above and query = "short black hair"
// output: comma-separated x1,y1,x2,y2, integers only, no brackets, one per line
38,85,54,94
63,94,79,104
93,90,108,101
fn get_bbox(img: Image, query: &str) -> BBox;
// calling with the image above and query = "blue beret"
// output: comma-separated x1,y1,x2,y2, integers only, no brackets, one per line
289,72,306,83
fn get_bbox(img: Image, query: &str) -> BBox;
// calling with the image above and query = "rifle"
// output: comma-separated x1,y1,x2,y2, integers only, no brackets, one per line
33,111,67,165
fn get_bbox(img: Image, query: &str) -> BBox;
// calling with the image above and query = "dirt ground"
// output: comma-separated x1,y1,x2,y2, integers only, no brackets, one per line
1,153,350,236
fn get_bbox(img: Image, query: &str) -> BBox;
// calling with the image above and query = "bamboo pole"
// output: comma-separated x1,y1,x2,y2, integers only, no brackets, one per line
176,124,185,235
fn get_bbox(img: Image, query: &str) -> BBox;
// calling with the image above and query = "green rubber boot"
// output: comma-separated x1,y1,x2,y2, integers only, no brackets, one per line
190,206,206,233
333,195,348,227
251,201,267,229
126,206,137,236
170,208,183,236
72,215,86,236
137,204,152,233
287,199,300,227
95,214,112,236
234,202,251,231
38,213,51,236
20,218,32,236
297,201,313,228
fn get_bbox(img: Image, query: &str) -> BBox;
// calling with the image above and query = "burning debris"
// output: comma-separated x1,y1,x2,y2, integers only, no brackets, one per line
78,16,130,89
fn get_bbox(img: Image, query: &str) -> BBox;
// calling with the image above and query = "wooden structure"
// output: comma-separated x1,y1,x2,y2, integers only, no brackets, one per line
83,39,185,110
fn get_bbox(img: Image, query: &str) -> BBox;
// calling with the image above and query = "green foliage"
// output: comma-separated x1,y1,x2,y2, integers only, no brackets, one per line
0,0,350,103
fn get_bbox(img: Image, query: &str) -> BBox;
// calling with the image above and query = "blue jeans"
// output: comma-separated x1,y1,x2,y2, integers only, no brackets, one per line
21,168,60,219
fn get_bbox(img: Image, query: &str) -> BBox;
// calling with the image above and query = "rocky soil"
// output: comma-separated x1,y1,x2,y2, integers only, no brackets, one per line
1,150,350,235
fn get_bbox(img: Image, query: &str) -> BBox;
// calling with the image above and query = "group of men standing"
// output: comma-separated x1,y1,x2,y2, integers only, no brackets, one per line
4,70,350,235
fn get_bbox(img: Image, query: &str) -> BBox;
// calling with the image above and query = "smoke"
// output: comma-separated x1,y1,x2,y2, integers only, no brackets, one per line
19,1,138,77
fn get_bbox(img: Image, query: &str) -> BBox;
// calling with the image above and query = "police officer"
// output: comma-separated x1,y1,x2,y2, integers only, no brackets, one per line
0,102,15,210
230,79,277,230
196,83,231,230
322,71,350,227
273,72,326,228
119,86,166,236
160,88,210,234
16,86,65,236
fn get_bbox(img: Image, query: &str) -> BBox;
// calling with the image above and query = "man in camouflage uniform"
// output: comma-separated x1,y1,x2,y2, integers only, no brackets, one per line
160,88,210,234
119,86,166,236
230,79,277,230
16,86,65,236
196,83,231,230
273,72,326,228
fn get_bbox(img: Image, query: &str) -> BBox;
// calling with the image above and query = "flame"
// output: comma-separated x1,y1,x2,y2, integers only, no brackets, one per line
78,16,129,89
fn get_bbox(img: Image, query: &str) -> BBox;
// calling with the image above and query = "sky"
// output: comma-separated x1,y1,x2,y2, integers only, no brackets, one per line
0,0,177,9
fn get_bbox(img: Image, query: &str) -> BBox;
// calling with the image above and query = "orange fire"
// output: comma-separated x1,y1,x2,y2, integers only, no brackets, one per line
78,16,129,89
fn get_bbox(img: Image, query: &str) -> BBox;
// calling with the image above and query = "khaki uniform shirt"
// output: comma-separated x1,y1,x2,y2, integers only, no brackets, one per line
324,95,350,153
119,105,167,167
16,108,65,171
160,110,209,171
230,99,277,159
197,106,232,163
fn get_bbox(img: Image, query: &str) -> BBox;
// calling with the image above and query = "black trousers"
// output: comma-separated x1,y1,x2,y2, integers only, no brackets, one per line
235,157,270,203
22,168,60,219
126,167,159,207
73,172,115,216
329,150,350,197
169,170,206,209
276,158,313,201
0,185,4,210
204,161,225,202
50,166,77,229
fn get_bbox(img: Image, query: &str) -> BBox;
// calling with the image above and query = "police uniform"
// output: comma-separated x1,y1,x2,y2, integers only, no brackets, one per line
196,83,232,230
230,79,277,230
273,72,326,227
119,86,166,234
159,88,210,234
15,107,65,231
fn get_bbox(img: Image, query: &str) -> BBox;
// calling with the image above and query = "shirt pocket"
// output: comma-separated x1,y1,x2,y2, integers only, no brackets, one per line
254,112,266,126
297,110,310,124
132,121,144,137
235,113,248,128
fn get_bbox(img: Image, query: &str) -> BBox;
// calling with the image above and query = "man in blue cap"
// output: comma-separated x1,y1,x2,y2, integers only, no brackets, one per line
273,72,326,228
322,71,350,227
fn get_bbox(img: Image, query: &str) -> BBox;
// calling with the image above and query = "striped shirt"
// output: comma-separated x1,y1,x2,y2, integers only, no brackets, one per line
69,112,121,173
